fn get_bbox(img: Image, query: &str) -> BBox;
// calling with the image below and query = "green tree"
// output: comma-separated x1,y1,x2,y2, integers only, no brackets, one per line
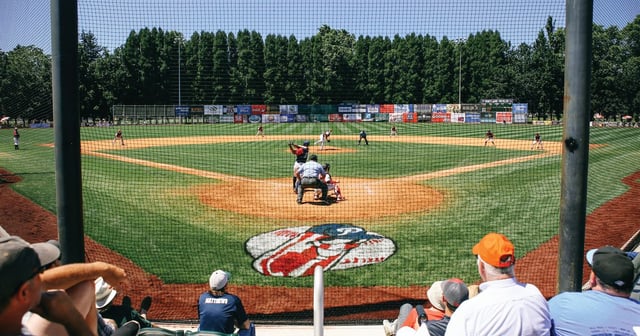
2,45,52,124
78,31,108,119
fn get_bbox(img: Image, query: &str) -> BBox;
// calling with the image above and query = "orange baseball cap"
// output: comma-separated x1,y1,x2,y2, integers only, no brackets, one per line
472,233,515,268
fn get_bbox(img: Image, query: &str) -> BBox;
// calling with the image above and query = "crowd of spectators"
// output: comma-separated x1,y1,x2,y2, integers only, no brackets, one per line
2,231,639,336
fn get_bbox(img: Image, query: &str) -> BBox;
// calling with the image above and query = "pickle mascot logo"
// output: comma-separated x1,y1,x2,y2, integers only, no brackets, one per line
246,223,396,277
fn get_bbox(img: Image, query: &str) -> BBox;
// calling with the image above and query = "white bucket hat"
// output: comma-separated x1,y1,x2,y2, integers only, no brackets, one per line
95,276,117,309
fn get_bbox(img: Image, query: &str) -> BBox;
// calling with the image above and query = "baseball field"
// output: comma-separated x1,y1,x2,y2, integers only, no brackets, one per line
1,122,638,321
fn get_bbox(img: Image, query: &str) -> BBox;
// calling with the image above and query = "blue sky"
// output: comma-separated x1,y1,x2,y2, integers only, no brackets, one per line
1,0,638,54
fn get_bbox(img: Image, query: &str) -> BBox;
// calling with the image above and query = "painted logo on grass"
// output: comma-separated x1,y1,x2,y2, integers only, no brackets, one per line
246,223,396,277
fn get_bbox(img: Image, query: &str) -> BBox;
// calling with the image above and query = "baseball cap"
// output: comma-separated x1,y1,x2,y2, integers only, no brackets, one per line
442,278,469,308
472,233,515,268
0,236,59,300
209,270,230,290
303,140,310,146
426,281,445,311
585,246,634,290
309,154,318,161
95,276,118,309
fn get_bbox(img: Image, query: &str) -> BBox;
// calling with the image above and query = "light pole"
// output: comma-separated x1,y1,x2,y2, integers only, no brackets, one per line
457,38,464,105
176,36,182,106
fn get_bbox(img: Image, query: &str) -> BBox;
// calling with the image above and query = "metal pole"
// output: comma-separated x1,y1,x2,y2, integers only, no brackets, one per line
458,40,462,105
313,266,324,336
51,0,85,263
558,0,593,293
178,39,181,106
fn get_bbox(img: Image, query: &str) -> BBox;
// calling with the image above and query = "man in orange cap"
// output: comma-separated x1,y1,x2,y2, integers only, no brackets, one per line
444,233,551,336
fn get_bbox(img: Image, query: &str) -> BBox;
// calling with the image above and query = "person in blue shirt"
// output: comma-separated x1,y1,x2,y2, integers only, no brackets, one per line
548,246,640,336
358,130,369,145
198,270,254,335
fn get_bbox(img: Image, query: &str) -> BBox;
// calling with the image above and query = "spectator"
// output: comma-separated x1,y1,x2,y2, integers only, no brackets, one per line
0,235,95,335
198,270,255,336
95,276,154,330
444,232,552,336
384,280,447,335
396,278,470,336
548,246,640,335
21,238,140,336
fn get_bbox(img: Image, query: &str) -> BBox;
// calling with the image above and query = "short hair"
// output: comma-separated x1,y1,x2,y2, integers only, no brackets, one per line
477,255,514,279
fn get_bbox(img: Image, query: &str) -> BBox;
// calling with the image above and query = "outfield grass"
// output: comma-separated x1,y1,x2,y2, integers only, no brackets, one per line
1,123,637,287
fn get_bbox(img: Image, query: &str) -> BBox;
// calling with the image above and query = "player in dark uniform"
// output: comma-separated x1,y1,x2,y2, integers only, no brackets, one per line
288,140,310,192
484,130,495,146
358,130,369,145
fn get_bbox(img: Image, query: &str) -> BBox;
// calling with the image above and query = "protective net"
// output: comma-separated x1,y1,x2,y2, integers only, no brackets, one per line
1,0,640,324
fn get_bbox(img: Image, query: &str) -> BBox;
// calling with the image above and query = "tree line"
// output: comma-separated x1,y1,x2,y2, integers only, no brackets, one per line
0,16,639,124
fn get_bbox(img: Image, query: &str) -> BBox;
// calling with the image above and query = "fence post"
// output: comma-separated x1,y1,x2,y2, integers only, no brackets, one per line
314,265,324,336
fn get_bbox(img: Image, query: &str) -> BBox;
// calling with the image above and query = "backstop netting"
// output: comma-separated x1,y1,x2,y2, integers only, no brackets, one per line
1,0,640,324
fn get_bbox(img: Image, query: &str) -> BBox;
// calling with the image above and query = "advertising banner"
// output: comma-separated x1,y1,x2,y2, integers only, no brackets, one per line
465,113,481,123
496,112,513,124
219,115,235,123
366,104,380,113
225,106,236,114
236,105,252,114
512,103,528,114
432,104,447,113
328,114,344,122
342,113,362,122
267,105,280,113
414,104,432,113
402,112,418,123
251,105,266,114
374,113,390,122
248,115,262,124
512,113,527,124
432,111,447,123
234,115,246,124
338,104,354,113
461,104,480,112
295,115,309,122
353,104,367,113
279,105,298,114
418,112,432,122
363,113,375,122
451,112,465,123
279,114,296,123
389,113,403,123
175,106,190,117
190,106,204,116
394,104,413,113
204,105,223,115
310,114,330,122
480,111,496,123
380,104,395,113
446,104,461,113
261,114,280,123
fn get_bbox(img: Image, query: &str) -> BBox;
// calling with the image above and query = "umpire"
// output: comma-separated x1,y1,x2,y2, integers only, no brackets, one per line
295,154,328,205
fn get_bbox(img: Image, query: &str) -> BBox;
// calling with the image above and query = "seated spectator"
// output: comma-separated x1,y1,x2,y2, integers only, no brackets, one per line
97,277,154,330
548,246,640,335
396,278,470,336
383,280,447,335
198,269,255,336
0,235,95,335
444,232,552,336
21,238,139,336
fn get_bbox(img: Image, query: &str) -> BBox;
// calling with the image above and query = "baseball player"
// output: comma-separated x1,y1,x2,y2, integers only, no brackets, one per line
531,133,543,150
113,129,125,146
484,130,495,146
12,127,20,150
314,129,332,150
288,140,309,192
256,125,264,137
390,125,398,136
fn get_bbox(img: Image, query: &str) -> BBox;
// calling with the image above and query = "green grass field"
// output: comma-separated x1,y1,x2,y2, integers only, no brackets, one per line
1,122,638,288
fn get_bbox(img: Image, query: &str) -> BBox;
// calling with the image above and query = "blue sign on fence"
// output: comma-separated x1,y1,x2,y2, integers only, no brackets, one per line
175,106,190,117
